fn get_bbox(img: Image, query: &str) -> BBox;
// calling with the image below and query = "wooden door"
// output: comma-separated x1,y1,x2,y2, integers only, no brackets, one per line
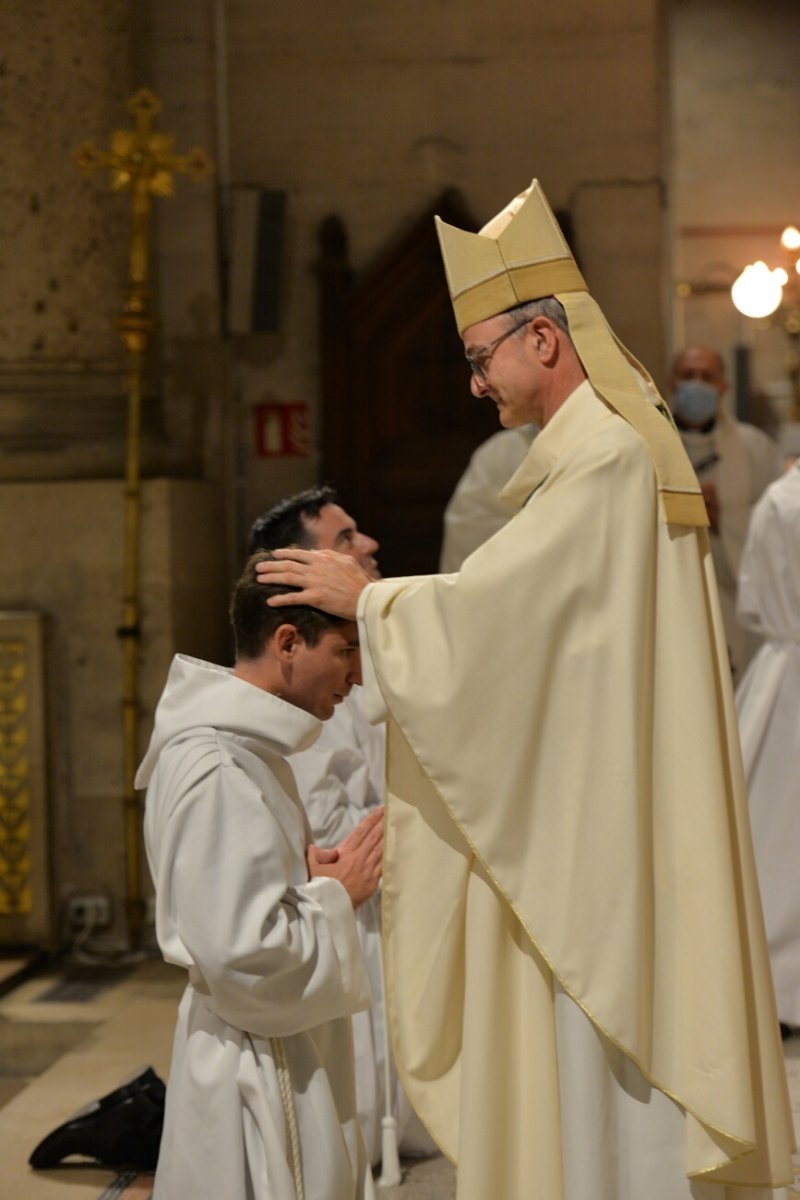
318,192,501,577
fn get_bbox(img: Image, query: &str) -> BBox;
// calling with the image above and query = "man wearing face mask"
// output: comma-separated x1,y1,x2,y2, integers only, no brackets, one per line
671,345,780,677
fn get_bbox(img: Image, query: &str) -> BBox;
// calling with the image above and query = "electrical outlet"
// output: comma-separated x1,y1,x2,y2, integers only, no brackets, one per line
67,894,111,929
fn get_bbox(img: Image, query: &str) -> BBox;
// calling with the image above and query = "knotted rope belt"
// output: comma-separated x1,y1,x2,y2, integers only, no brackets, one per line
270,1036,305,1200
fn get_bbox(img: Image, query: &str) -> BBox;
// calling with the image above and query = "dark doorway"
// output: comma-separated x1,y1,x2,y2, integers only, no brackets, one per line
317,191,502,577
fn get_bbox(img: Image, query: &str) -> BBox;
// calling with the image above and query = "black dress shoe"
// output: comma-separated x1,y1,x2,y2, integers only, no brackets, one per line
29,1065,165,1171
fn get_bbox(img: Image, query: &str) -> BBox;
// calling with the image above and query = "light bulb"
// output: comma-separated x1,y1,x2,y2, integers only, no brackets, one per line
731,261,784,318
780,225,800,252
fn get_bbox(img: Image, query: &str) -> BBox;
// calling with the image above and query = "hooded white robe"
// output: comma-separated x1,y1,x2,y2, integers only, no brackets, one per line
679,408,780,677
136,655,375,1200
290,689,434,1164
736,464,800,1027
356,381,794,1200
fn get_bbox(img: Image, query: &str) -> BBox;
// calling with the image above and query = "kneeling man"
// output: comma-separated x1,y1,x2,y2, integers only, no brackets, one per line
136,552,382,1200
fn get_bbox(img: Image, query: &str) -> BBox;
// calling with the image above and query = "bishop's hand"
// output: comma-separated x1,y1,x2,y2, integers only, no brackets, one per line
255,548,370,619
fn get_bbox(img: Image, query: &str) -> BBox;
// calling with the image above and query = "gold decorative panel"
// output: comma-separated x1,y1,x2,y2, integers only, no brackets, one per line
0,614,50,942
0,639,32,913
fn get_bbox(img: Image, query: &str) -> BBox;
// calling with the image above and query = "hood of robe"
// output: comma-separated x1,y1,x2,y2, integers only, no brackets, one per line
135,654,322,788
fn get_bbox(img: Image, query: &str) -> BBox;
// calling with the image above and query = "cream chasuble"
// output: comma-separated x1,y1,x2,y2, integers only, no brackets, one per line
356,382,795,1200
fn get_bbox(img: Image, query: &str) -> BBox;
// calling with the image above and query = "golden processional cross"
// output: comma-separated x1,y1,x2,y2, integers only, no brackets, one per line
74,89,213,949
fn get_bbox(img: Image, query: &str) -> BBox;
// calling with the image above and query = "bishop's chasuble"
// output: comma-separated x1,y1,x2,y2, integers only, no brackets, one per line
356,381,795,1200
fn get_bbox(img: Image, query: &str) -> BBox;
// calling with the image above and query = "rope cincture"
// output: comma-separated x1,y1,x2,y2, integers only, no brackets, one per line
270,1036,305,1200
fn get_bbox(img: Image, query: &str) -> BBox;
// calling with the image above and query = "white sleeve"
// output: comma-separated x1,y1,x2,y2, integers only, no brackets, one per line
157,753,372,1038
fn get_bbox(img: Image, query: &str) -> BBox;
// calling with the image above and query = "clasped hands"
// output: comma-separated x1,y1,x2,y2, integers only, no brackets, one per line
307,806,384,908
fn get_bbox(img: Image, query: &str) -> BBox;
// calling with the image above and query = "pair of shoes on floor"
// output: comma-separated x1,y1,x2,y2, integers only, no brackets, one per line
29,1065,165,1171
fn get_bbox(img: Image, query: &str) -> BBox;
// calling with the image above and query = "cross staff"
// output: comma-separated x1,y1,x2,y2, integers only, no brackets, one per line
74,87,214,352
74,90,214,949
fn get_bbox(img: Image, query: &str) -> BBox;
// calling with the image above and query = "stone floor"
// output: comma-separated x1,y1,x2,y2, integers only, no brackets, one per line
0,955,798,1199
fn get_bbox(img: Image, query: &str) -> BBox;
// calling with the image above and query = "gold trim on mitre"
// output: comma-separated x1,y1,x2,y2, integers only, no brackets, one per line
435,178,707,528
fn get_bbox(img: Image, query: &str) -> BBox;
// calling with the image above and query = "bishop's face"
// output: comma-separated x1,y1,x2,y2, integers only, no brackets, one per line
462,314,542,428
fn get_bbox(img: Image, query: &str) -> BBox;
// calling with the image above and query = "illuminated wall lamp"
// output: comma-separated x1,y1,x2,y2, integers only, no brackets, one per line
731,225,800,319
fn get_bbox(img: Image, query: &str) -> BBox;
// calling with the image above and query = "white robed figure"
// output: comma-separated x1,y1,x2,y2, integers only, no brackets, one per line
673,360,781,677
736,462,800,1029
439,424,536,572
138,559,383,1200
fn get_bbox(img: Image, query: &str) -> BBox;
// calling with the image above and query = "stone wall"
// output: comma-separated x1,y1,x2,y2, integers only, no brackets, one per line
1,0,673,523
224,0,671,526
0,479,227,943
1,0,134,362
0,0,225,487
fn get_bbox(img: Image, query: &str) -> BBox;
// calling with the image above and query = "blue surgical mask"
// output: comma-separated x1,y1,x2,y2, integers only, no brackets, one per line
674,380,719,427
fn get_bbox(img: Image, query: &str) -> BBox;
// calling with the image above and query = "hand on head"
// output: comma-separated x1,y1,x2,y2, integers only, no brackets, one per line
255,548,371,619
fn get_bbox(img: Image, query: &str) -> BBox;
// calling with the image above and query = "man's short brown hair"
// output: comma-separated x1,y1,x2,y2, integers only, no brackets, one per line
230,552,350,662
